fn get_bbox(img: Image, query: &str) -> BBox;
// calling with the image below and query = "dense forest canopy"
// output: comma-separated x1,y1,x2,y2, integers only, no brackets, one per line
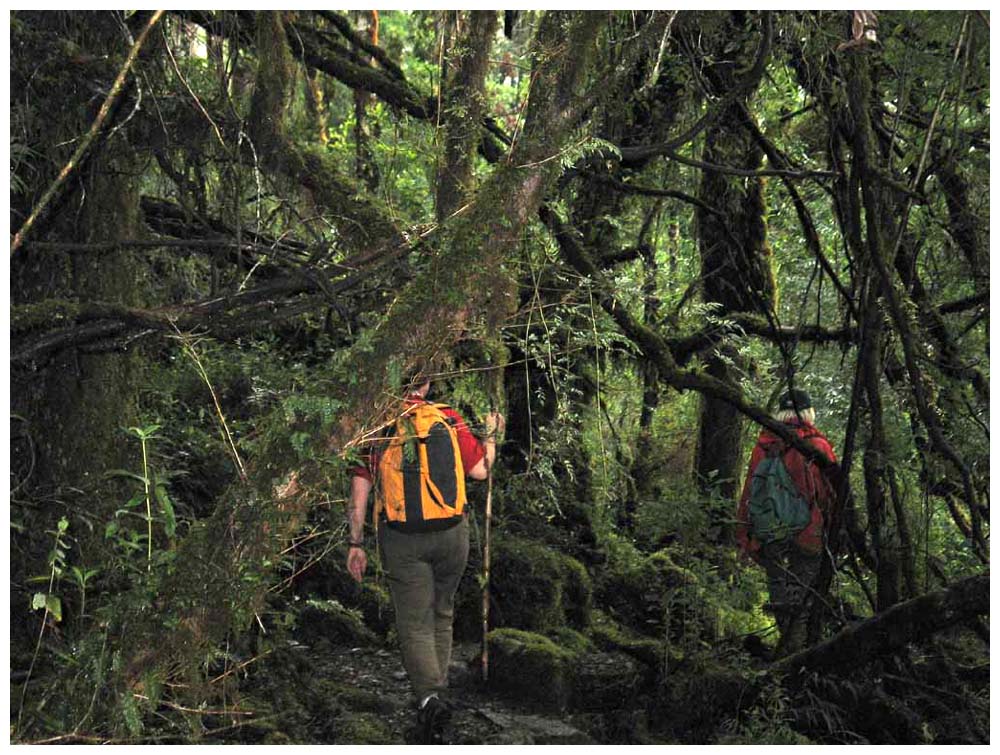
9,10,989,744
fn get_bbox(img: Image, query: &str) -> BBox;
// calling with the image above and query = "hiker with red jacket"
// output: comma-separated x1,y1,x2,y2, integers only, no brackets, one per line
736,389,838,657
346,368,503,742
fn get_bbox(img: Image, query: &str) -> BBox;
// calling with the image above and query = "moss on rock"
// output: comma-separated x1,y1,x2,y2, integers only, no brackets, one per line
588,609,668,670
653,656,751,743
598,544,698,637
548,626,594,655
295,547,395,637
558,553,593,628
487,628,576,711
294,599,377,647
490,537,564,631
488,536,592,633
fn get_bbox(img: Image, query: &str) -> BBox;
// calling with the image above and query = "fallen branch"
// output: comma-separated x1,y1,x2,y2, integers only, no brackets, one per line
776,573,989,674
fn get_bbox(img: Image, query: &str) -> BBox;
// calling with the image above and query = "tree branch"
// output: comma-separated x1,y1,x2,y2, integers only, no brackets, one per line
776,573,989,673
542,204,841,471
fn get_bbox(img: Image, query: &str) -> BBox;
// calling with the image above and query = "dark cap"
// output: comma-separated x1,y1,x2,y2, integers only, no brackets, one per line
778,389,812,411
404,359,435,387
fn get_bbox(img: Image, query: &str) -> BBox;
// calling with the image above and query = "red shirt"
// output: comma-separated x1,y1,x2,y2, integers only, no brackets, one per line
349,396,485,483
736,420,838,557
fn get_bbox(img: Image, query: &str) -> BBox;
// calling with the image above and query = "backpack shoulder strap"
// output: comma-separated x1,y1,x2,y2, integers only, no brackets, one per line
763,440,786,459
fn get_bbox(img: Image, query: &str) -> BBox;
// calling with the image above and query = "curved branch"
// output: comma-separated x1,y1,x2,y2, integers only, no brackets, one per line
598,177,727,218
616,12,774,164
668,316,855,365
315,10,406,81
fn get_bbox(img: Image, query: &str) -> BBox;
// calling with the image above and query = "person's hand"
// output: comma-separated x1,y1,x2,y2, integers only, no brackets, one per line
347,546,367,583
484,411,505,439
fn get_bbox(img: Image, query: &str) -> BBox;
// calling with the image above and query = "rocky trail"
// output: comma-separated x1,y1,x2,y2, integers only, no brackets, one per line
229,639,601,745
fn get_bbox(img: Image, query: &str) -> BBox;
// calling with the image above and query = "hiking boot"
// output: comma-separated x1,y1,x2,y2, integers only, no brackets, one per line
416,694,452,744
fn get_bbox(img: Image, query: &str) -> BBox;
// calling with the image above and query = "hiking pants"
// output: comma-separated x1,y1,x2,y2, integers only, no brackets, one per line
378,517,470,702
759,539,820,654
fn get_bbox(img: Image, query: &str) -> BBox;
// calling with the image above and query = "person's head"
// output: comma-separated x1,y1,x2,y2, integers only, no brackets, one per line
404,362,433,398
775,388,815,424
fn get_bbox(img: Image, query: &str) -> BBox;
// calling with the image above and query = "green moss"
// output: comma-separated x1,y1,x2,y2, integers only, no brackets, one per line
598,545,698,636
557,554,593,628
295,599,377,647
10,299,81,334
490,537,564,631
548,626,594,655
335,712,396,744
588,610,667,670
487,628,576,711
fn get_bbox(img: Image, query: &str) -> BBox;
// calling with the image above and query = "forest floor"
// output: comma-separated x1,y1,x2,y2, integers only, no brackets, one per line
227,638,601,745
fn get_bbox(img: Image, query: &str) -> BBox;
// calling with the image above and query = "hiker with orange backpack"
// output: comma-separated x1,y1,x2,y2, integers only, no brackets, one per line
736,389,838,658
346,367,504,741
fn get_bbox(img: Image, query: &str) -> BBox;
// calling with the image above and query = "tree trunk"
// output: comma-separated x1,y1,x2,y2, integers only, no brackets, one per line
435,10,497,221
694,12,775,503
11,12,143,498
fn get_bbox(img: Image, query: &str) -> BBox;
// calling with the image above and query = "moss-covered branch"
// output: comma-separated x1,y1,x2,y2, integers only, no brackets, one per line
777,573,989,674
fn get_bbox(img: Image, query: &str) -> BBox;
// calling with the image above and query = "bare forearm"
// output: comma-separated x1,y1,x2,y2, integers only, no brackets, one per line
348,476,371,542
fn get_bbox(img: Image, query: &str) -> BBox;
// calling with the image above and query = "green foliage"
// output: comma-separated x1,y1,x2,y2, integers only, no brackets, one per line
9,9,989,745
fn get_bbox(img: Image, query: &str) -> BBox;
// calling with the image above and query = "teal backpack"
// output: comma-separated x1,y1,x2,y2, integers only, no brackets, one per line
748,445,812,544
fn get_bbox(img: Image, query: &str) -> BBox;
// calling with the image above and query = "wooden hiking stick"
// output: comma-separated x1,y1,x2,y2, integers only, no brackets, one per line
481,374,501,682
481,447,493,682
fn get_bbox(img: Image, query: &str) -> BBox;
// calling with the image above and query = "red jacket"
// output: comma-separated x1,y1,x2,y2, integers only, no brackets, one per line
736,420,838,558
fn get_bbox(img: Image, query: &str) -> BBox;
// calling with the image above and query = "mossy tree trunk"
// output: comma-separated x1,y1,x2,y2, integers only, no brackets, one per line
693,12,775,505
435,11,497,221
11,12,144,503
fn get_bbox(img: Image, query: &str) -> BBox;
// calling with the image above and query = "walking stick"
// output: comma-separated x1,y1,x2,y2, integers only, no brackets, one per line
481,378,500,683
481,443,493,683
479,350,504,683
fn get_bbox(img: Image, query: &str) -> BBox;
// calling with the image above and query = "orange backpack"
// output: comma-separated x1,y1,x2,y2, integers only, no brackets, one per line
374,402,467,530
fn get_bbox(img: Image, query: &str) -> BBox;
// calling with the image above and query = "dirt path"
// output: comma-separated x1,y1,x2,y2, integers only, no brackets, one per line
315,640,596,744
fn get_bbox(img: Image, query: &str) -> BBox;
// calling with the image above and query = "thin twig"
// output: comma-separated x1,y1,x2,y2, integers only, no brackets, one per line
209,650,273,685
161,25,226,148
169,325,247,481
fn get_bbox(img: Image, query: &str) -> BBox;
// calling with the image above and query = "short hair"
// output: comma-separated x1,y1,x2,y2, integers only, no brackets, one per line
775,406,815,424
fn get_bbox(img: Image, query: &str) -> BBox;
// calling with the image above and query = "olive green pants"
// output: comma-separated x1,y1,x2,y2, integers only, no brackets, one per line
378,517,470,702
